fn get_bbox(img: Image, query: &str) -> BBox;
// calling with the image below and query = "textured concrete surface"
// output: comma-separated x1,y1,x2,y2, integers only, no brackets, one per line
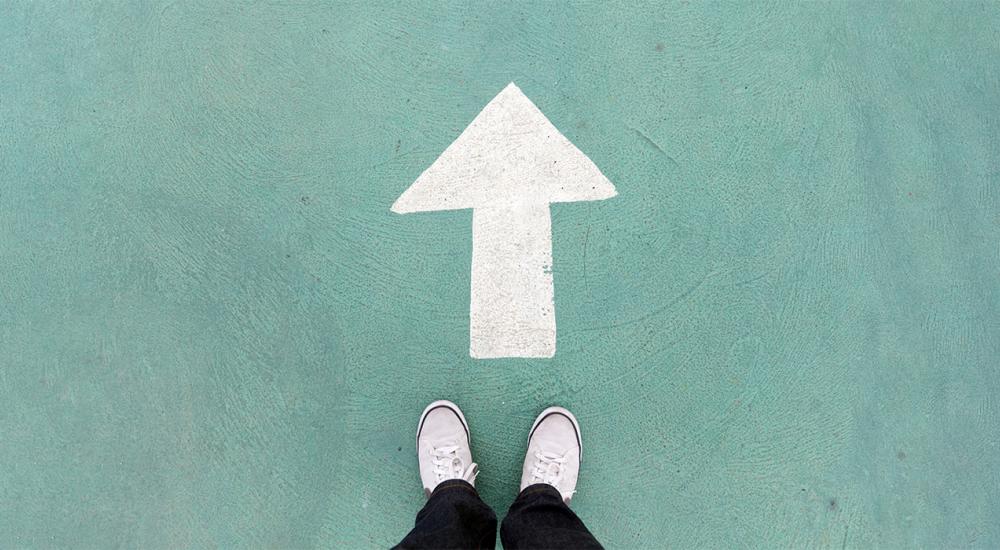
2,1,998,548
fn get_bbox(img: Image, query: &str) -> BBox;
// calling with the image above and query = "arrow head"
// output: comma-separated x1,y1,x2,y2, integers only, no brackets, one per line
392,83,617,214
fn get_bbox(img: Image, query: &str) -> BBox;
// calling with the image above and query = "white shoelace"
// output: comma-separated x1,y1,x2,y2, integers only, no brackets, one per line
430,444,478,483
529,450,567,486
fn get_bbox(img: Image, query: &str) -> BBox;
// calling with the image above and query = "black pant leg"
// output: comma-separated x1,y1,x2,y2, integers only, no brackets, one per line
499,483,603,550
394,480,498,550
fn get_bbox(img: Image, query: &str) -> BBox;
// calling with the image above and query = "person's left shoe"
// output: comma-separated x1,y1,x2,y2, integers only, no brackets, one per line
416,400,479,496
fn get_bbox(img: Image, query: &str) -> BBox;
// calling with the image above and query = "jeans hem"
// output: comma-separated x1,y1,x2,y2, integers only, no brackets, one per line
429,479,478,499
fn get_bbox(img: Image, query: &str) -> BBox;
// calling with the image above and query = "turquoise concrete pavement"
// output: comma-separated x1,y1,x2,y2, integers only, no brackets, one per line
2,1,998,547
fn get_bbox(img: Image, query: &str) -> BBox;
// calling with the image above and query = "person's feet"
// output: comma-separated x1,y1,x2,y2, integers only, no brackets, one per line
416,400,479,496
519,406,582,503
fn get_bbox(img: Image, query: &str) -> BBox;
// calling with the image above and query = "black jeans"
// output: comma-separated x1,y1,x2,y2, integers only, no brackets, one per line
394,480,603,549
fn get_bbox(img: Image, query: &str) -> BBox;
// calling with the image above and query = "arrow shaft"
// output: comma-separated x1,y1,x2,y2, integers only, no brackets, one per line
470,203,556,358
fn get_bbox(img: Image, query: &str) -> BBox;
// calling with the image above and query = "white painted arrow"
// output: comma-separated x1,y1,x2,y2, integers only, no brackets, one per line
392,82,616,358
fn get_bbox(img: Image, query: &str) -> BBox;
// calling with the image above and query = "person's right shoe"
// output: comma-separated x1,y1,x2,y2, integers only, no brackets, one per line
519,406,582,503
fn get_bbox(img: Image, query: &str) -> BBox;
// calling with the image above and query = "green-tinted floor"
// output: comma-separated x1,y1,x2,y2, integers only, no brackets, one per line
2,2,998,548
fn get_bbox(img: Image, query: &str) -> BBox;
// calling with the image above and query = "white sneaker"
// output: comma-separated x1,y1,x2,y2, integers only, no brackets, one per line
416,400,479,496
519,406,582,503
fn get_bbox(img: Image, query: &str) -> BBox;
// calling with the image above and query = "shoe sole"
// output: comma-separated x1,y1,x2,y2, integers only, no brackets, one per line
528,406,583,462
416,400,471,453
